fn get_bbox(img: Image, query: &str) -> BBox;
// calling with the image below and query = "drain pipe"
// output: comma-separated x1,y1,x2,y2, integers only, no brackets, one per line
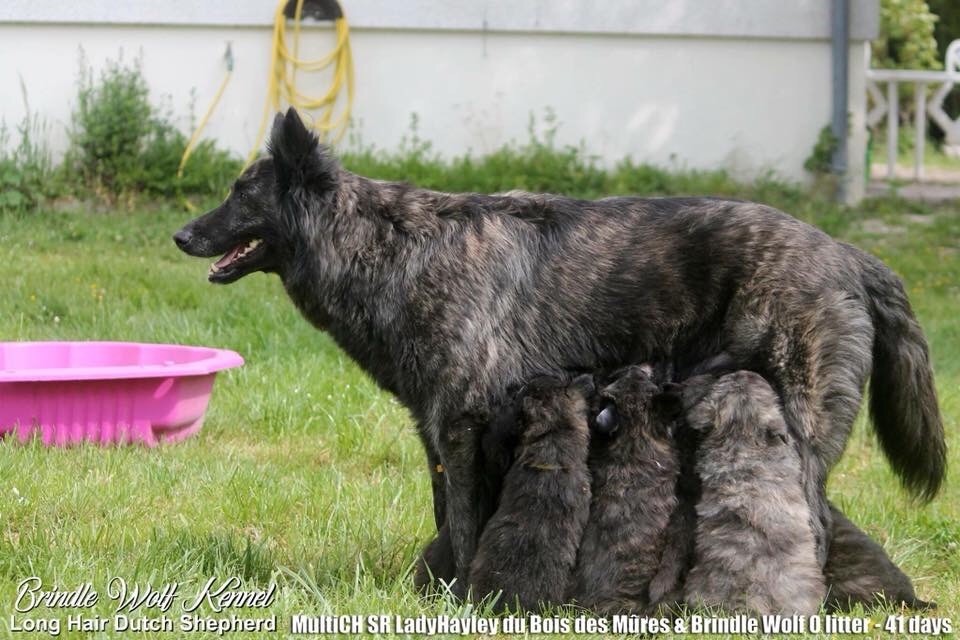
831,0,850,202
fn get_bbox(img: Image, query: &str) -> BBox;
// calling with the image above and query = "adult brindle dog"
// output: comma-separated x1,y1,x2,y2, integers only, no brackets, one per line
174,108,946,590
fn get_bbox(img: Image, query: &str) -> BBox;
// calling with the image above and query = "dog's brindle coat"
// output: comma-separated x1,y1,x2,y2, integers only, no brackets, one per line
683,370,825,614
174,108,946,586
468,374,593,610
569,365,683,614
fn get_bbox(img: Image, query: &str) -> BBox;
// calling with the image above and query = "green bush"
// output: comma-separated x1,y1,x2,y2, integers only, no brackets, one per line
803,126,840,175
67,54,153,195
137,118,241,198
873,0,941,70
0,82,59,213
65,52,241,203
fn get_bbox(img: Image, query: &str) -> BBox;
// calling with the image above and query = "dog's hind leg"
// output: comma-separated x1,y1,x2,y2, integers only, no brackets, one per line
825,504,934,611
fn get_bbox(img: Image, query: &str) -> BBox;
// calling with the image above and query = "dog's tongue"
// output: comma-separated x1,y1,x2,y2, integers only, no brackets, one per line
215,245,242,268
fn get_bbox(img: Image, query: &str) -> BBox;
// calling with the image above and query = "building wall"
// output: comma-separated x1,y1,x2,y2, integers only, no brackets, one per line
0,1,878,199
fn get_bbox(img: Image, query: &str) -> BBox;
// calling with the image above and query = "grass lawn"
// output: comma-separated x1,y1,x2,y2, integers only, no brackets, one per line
0,193,957,638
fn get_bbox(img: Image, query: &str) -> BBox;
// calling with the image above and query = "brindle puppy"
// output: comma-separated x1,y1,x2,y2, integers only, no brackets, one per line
468,374,594,610
569,365,684,614
683,370,825,615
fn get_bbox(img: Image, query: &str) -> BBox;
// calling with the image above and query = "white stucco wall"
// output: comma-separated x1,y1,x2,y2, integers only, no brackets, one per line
0,1,878,199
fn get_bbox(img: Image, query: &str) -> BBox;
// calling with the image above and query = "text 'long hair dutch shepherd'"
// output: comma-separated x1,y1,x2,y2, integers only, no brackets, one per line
175,108,946,588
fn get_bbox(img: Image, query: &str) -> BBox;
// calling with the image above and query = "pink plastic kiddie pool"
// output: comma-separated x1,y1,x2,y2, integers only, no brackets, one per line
0,342,243,446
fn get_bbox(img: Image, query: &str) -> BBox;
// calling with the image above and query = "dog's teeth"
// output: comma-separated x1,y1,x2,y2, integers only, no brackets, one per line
209,263,220,274
237,239,261,258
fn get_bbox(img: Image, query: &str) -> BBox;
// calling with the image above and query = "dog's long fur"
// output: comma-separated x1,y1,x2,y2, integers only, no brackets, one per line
467,374,593,610
569,365,683,614
683,370,826,615
175,108,946,584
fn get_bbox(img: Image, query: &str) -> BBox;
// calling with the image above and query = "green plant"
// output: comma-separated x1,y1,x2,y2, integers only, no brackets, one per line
136,117,241,198
67,53,153,196
873,0,941,71
343,111,842,232
870,0,942,128
0,80,57,213
65,51,241,203
804,125,841,175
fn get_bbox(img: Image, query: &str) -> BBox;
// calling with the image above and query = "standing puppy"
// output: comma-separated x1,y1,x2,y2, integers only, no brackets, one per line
468,374,594,610
683,370,825,615
570,365,684,614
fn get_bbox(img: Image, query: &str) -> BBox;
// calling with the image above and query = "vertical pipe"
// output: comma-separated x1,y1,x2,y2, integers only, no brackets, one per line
831,0,850,200
887,80,899,179
915,82,926,181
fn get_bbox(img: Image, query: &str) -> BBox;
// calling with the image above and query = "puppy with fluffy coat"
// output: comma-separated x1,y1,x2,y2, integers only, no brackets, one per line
468,374,594,610
683,370,825,615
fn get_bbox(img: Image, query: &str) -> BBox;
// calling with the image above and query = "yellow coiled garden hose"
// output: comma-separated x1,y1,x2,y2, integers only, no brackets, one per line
177,0,354,209
246,0,355,165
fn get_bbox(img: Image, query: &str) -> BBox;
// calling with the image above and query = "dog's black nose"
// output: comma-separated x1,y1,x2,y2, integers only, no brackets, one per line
173,229,192,249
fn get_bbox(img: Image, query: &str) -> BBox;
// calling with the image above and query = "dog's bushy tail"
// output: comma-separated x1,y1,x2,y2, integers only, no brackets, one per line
862,253,946,501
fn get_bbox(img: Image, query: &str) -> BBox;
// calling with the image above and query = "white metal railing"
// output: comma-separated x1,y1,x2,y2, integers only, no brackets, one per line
866,39,960,181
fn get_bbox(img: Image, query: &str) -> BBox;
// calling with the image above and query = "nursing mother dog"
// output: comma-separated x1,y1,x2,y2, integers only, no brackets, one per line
174,108,946,591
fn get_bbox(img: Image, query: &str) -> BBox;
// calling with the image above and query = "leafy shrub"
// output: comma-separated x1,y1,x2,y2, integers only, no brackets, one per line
67,54,153,195
870,0,941,130
872,0,941,70
804,125,840,175
0,82,59,213
136,118,240,198
343,112,608,198
65,52,240,203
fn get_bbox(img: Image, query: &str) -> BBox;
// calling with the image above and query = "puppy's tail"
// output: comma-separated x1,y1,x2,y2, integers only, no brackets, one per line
862,253,946,501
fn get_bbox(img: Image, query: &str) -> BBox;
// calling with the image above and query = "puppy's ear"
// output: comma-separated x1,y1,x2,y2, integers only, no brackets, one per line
268,108,339,193
681,378,716,432
679,374,715,413
570,373,595,397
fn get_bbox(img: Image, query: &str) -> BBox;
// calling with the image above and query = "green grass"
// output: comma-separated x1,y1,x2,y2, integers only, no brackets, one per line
0,185,958,638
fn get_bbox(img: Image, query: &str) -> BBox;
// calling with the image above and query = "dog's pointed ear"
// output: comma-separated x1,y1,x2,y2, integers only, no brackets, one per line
268,108,339,193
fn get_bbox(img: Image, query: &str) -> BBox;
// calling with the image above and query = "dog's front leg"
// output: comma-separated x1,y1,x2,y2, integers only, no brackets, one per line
439,414,483,598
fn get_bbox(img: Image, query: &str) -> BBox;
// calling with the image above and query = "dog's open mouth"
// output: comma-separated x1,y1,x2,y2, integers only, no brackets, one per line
208,239,266,283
